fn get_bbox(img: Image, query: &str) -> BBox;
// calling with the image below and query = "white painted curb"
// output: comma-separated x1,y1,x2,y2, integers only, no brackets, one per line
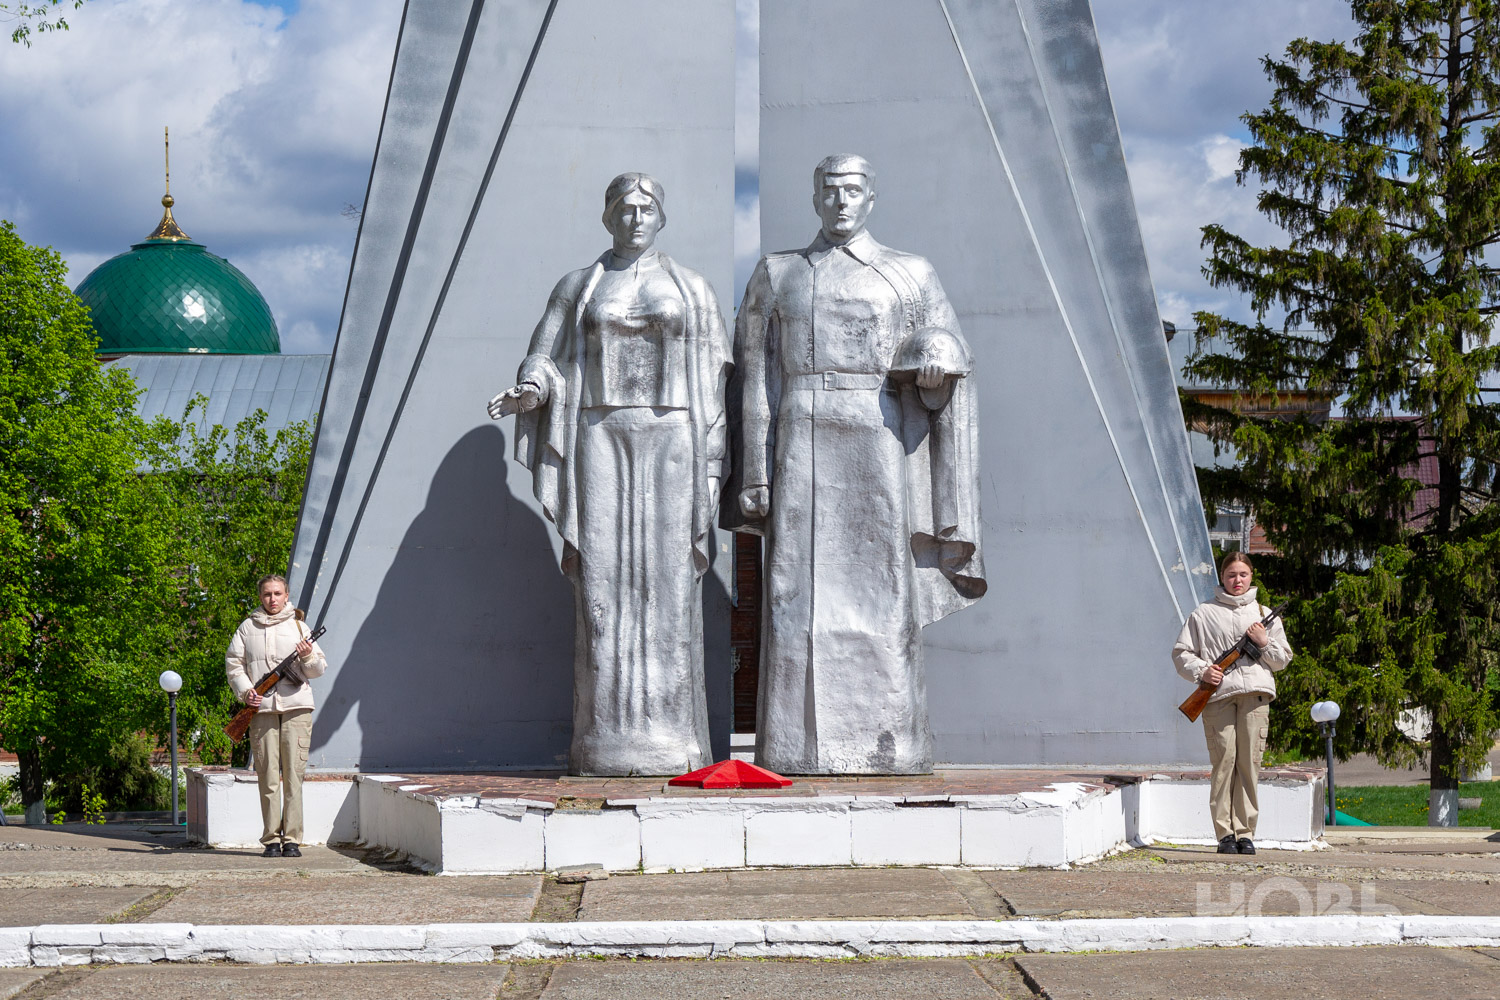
3,915,1498,967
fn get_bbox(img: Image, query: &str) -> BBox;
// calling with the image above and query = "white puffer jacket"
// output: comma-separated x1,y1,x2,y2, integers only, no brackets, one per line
1173,586,1293,704
226,605,327,713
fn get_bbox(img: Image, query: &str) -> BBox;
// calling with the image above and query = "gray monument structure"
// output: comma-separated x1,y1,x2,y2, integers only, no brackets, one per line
759,0,1217,766
286,0,736,771
727,154,985,775
488,173,729,776
288,0,1217,772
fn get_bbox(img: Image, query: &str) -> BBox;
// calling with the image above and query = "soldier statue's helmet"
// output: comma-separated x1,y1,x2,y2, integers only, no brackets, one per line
890,326,971,380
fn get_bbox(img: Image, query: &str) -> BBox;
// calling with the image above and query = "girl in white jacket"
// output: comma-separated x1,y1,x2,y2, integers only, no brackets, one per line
1173,551,1293,855
226,574,327,858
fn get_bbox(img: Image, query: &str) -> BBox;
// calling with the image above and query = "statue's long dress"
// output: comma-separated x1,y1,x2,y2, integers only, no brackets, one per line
515,251,729,776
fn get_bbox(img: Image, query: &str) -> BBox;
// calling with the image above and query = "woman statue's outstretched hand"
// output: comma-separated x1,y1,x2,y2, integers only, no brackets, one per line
487,381,545,419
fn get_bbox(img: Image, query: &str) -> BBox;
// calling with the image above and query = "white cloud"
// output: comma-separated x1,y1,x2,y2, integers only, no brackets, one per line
0,0,402,353
3,1,1371,352
1094,1,1358,327
1201,135,1246,183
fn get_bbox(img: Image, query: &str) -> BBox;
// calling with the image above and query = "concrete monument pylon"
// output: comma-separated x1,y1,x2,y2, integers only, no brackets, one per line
287,0,736,770
757,0,1215,766
289,0,1215,772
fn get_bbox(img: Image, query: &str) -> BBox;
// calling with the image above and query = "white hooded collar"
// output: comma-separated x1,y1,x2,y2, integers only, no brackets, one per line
1214,585,1259,609
251,605,298,627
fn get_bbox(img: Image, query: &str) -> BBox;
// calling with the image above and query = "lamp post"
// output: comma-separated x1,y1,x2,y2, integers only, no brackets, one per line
158,671,183,826
1310,700,1341,826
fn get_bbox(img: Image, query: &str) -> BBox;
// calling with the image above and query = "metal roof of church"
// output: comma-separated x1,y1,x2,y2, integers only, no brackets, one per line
108,353,329,437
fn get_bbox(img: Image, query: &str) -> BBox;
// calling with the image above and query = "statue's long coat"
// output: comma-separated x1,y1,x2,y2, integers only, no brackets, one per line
726,230,985,774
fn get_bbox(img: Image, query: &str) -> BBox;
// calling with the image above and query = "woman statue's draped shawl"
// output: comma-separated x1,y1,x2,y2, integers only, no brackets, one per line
513,251,731,578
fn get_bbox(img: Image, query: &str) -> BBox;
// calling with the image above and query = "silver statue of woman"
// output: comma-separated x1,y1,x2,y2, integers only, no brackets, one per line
488,173,730,776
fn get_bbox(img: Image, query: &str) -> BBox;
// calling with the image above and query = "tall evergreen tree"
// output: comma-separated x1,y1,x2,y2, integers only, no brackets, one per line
1189,0,1500,817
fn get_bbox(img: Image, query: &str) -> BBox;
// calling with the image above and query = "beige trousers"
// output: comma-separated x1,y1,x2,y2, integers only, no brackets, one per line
1202,694,1270,841
249,708,313,846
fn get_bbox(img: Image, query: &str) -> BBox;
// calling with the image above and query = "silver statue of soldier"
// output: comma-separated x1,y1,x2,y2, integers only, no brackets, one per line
724,154,986,775
488,173,730,776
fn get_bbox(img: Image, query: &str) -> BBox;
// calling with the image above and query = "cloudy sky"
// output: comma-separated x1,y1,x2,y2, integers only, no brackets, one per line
0,0,1357,354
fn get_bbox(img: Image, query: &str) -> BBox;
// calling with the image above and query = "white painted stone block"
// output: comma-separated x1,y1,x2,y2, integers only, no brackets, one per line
1138,777,1215,841
93,945,165,964
1256,780,1321,842
1136,775,1321,845
0,928,31,968
1402,915,1500,946
1063,786,1128,862
439,802,545,873
744,802,852,866
100,924,191,946
544,809,641,871
357,776,444,868
960,801,1067,867
185,771,261,848
185,769,355,847
31,926,104,947
424,924,527,949
335,926,425,950
638,804,745,870
850,803,960,866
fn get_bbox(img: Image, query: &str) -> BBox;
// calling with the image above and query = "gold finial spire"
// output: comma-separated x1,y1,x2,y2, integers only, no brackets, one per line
147,126,191,242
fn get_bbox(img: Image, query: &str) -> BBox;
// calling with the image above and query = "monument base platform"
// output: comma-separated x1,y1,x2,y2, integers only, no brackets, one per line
186,767,1325,872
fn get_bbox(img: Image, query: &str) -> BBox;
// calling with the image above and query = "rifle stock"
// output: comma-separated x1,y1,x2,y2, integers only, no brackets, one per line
225,625,325,743
1177,648,1242,723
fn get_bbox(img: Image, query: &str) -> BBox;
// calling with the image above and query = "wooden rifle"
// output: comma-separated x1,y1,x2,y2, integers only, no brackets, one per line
224,624,326,743
1178,603,1287,723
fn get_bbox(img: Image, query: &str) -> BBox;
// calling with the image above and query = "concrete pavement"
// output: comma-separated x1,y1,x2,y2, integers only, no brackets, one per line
2,820,1498,998
4,952,1500,999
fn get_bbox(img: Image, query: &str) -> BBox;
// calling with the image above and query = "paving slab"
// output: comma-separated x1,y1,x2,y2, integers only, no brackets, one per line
0,844,371,877
1150,846,1500,875
979,870,1425,917
144,874,542,924
1017,945,1500,999
969,959,1048,998
539,959,1005,999
0,885,159,925
30,963,511,999
1324,827,1500,847
0,969,50,1000
0,824,177,850
577,868,976,921
1367,879,1500,915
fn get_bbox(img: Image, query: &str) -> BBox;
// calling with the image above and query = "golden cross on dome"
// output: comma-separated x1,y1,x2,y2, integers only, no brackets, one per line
146,126,191,242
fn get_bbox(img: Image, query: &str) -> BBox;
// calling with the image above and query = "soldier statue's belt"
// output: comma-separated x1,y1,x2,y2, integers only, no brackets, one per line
787,372,887,391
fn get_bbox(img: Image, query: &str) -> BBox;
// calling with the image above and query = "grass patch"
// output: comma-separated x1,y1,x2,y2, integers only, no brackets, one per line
1335,783,1499,827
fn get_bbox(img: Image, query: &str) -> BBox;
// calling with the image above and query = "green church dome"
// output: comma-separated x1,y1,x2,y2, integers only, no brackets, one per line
76,189,279,357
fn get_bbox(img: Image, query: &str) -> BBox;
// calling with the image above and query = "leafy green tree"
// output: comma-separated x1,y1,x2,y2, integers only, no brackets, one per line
145,401,313,768
1,0,88,46
0,220,178,822
1188,0,1500,813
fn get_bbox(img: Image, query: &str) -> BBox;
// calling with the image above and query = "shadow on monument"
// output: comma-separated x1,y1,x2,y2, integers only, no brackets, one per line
313,425,575,770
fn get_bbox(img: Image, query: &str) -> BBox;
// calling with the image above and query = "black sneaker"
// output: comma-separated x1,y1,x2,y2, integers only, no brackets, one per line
1236,838,1256,855
281,843,302,858
1217,835,1239,854
261,843,282,858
